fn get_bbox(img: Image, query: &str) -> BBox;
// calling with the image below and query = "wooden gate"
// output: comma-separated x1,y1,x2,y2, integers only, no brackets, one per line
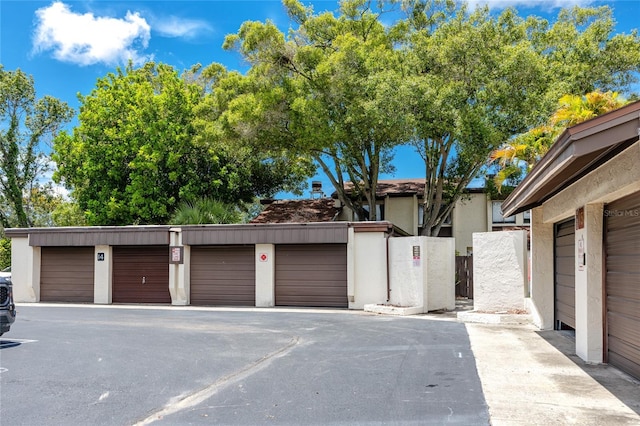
455,256,473,299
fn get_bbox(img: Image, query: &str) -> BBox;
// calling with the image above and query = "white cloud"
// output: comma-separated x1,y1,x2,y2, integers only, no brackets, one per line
32,1,152,66
151,16,212,39
466,0,595,10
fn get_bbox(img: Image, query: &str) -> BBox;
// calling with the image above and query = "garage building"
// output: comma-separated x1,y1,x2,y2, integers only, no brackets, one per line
502,100,640,380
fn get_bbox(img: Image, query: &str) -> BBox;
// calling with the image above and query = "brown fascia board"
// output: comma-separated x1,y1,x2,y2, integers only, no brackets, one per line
4,225,171,236
3,228,29,238
349,221,395,233
502,101,640,217
5,225,173,246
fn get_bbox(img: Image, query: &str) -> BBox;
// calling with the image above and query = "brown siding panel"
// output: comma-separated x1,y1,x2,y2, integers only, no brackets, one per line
29,226,170,247
555,219,575,329
190,246,255,306
41,247,94,302
275,244,347,308
113,246,170,303
182,223,349,245
606,191,640,380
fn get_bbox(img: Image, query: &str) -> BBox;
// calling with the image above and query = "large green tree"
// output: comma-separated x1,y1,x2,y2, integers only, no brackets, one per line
216,1,640,231
0,66,73,228
53,62,309,225
398,1,640,235
220,0,414,220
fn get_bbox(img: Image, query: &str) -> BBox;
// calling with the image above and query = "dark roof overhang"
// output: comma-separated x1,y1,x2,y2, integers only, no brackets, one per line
502,101,640,217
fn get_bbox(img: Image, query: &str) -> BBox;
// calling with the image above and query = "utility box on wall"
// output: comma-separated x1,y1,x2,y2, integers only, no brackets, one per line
387,236,455,312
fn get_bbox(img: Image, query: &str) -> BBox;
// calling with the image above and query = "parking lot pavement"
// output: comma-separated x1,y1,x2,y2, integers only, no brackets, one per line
0,305,490,425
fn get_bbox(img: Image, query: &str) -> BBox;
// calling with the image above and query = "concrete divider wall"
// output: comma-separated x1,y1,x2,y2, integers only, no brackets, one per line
472,230,528,312
388,237,424,308
388,236,455,312
425,237,455,312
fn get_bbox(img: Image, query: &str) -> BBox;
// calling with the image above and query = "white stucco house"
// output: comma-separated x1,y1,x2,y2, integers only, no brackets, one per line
502,100,640,381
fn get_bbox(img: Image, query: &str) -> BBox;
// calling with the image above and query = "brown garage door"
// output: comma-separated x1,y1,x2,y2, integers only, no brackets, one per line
41,247,94,302
113,246,170,303
190,246,255,306
555,218,575,330
275,244,347,308
606,192,640,380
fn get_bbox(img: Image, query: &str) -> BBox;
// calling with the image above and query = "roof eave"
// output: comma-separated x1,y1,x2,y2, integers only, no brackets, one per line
502,102,640,217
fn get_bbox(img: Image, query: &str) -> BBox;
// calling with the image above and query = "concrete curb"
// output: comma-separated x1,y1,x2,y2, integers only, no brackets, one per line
363,304,423,316
457,310,532,324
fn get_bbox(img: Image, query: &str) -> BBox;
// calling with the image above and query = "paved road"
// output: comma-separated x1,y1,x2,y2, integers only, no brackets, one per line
0,305,489,425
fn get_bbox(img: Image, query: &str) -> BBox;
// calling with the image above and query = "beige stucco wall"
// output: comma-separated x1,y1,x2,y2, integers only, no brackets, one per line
94,245,112,304
10,236,40,303
349,231,388,309
335,206,353,222
574,203,604,362
473,230,528,311
453,193,488,255
385,196,418,235
527,207,556,330
169,229,189,306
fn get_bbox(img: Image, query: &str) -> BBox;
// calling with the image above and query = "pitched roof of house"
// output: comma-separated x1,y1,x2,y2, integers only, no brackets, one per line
250,198,340,224
340,179,484,198
340,179,425,198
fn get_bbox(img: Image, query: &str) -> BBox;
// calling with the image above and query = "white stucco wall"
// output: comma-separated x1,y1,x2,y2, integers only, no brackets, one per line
388,236,424,308
473,230,528,311
350,231,388,309
10,236,39,303
255,244,275,307
425,237,455,311
388,236,455,312
453,193,488,255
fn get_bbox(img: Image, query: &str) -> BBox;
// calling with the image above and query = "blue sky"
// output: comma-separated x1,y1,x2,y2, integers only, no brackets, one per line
1,0,639,198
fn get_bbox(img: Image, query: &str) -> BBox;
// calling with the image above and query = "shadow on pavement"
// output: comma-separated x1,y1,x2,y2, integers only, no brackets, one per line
536,329,640,417
0,340,23,350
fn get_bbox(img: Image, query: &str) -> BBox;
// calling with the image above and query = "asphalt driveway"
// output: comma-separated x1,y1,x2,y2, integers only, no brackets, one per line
0,305,489,425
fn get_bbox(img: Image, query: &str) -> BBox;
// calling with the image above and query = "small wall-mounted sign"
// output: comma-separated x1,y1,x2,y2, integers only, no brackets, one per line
259,253,268,262
97,252,105,262
576,206,585,230
169,246,184,264
412,245,421,267
577,235,585,271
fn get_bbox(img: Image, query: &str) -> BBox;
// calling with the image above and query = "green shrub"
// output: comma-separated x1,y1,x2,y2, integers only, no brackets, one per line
0,238,10,269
